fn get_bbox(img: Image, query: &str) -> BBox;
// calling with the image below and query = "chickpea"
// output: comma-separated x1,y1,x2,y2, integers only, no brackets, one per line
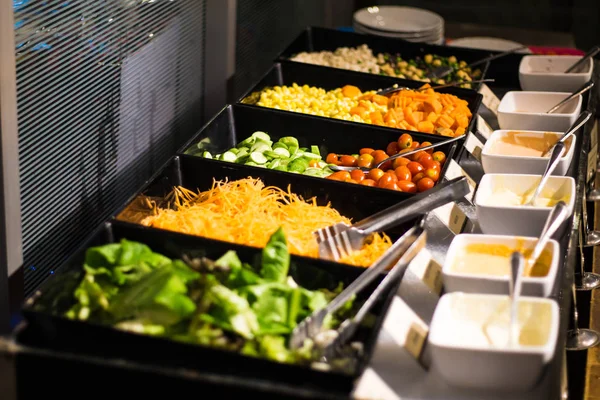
459,61,467,68
448,56,457,63
424,54,433,64
432,59,442,67
398,61,408,68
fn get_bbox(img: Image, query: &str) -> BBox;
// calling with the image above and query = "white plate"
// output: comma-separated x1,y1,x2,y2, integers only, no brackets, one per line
353,20,443,39
354,23,444,44
448,37,532,53
354,6,443,33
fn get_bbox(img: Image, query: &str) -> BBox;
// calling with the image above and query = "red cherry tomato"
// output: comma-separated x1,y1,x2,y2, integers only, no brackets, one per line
327,171,351,181
326,153,339,164
350,169,366,182
392,157,411,169
417,177,435,192
397,133,413,149
358,153,375,168
360,148,375,155
397,180,417,193
394,166,412,182
406,161,424,176
368,168,385,182
424,168,440,182
378,173,396,187
432,151,447,164
340,155,358,167
412,172,426,183
381,182,400,191
419,141,433,154
371,150,388,165
386,141,400,156
420,159,440,171
360,179,377,187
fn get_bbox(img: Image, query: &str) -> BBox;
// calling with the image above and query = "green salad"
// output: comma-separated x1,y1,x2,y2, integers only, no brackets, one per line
63,228,357,366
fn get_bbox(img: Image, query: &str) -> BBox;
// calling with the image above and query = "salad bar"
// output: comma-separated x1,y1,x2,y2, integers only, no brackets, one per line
3,27,600,399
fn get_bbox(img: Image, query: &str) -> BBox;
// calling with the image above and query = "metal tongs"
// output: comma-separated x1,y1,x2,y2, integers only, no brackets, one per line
315,176,470,261
289,223,426,352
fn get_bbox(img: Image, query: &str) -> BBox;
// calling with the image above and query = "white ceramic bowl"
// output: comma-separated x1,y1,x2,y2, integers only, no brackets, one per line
429,292,559,391
475,173,575,237
443,234,559,297
497,91,582,131
519,55,593,92
481,130,576,176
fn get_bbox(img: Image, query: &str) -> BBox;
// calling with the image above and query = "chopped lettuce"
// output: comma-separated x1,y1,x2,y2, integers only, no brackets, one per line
260,227,290,282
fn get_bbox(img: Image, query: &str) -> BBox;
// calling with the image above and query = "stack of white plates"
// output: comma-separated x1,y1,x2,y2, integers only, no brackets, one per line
353,6,445,45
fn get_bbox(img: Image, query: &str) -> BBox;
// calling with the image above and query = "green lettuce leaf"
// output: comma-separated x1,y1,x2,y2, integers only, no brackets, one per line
260,227,290,282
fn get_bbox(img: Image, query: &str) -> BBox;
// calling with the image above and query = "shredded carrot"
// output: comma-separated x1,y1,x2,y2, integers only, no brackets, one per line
140,178,392,267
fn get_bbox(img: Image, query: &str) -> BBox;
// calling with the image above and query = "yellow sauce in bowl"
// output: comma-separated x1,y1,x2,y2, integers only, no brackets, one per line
488,131,571,158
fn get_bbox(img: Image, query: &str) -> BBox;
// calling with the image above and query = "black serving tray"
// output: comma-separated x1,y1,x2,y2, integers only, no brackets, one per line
21,220,402,398
276,26,491,89
237,62,483,142
179,104,458,197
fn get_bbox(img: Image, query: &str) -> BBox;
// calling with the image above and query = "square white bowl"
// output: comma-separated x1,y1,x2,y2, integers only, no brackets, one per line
443,234,559,297
481,130,576,176
429,292,559,391
519,55,593,92
497,91,582,132
475,173,575,237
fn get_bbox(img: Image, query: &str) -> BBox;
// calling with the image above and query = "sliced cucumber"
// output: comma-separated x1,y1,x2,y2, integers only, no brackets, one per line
302,152,322,160
274,165,288,172
236,148,249,159
251,142,272,153
245,161,259,167
251,131,271,142
268,159,281,169
299,147,308,152
280,136,299,147
288,144,299,157
222,151,237,163
272,142,288,151
264,150,282,159
238,137,255,148
310,145,320,156
317,161,327,168
273,147,290,158
229,148,240,155
201,151,212,159
250,152,268,164
288,158,309,173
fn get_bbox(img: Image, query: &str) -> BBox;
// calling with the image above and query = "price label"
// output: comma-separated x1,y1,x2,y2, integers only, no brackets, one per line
587,144,598,184
478,84,501,116
476,114,494,140
444,159,477,202
382,297,429,363
405,322,428,361
465,131,485,162
432,202,467,236
422,258,443,294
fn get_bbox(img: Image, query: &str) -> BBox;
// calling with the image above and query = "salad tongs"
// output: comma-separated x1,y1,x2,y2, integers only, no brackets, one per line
315,176,469,261
290,223,426,351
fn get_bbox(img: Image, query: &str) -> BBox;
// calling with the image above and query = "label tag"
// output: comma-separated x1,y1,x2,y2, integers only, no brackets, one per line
444,159,477,202
432,202,467,236
382,297,429,366
476,114,494,140
408,249,444,294
478,83,501,116
587,144,598,184
465,131,485,162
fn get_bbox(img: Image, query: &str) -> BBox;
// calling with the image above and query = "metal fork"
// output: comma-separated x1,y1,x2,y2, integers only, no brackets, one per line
321,227,427,359
315,176,469,261
289,224,425,350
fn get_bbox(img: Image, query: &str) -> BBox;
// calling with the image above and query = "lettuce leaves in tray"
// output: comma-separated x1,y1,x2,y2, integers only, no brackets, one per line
63,227,356,366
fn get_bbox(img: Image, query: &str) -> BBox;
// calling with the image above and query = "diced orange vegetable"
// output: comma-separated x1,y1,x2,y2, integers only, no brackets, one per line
423,98,443,114
436,115,455,129
455,114,469,128
370,111,384,125
454,127,466,136
413,111,424,124
350,106,368,119
417,121,435,133
342,85,361,98
427,112,438,123
371,94,388,106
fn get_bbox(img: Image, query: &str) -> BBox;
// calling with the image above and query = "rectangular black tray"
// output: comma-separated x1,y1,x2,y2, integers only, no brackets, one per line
179,103,458,197
21,220,402,398
276,26,492,88
237,61,483,141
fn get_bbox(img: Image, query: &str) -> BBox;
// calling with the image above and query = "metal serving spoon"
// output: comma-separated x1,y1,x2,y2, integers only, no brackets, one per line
546,81,594,114
329,134,464,173
541,111,592,157
426,45,528,80
565,46,599,73
524,142,566,206
509,251,525,346
375,78,495,97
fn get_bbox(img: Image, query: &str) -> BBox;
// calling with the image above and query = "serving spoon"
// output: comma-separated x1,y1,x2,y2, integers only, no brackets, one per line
509,251,525,346
565,46,599,73
523,141,566,206
546,81,594,114
375,78,495,97
329,134,464,173
540,111,592,157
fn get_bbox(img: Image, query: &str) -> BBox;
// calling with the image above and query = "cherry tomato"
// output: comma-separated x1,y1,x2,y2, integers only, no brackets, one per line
424,168,440,182
420,159,440,171
340,155,358,167
371,150,388,165
397,180,417,193
414,152,433,164
394,166,412,182
432,151,447,164
346,178,358,184
357,153,375,168
350,169,366,182
378,173,396,187
397,133,413,149
367,168,385,182
412,172,426,183
360,179,377,187
392,157,411,169
386,141,400,156
417,177,435,192
381,182,400,191
308,159,320,168
386,171,399,182
327,171,351,181
419,141,433,154
411,141,420,149
406,161,424,176
380,161,393,171
360,148,375,155
326,153,339,164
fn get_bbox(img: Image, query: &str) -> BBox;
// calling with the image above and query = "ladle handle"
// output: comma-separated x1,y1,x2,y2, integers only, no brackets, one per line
541,111,592,157
528,201,570,271
547,81,594,114
565,46,600,73
528,142,566,205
